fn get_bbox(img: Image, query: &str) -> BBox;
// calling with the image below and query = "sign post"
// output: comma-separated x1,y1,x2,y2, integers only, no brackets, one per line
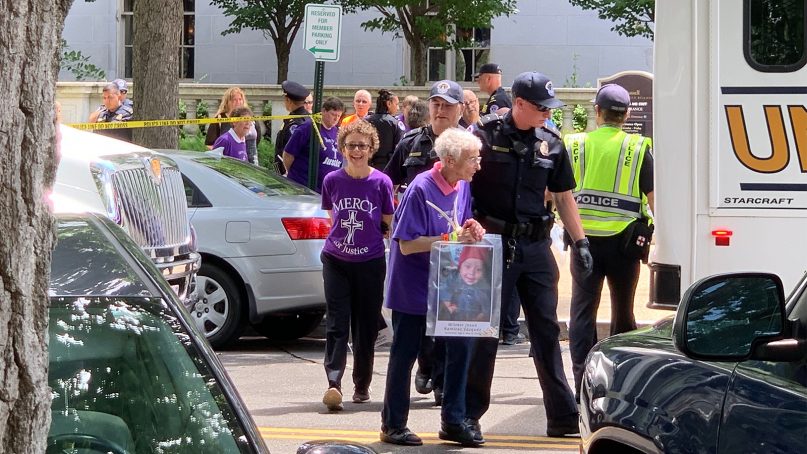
303,3,342,190
597,71,654,139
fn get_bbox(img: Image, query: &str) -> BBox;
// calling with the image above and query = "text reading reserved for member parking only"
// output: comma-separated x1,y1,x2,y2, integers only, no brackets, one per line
303,4,342,62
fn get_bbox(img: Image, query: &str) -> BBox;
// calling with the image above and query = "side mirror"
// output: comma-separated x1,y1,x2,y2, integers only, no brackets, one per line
673,273,786,361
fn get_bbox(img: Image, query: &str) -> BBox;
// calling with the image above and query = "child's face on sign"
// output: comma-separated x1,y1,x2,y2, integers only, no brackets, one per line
460,258,484,286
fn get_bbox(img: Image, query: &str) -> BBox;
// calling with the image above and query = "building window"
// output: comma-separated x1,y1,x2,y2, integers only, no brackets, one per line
122,0,195,79
744,0,806,72
427,27,490,82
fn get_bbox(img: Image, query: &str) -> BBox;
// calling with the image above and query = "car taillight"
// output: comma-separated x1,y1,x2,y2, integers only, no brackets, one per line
282,217,331,240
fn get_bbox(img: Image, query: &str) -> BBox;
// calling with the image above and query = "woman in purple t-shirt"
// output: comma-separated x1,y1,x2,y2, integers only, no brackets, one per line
319,120,395,412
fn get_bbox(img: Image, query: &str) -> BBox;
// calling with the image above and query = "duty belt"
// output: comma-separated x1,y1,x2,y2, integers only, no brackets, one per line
476,213,554,241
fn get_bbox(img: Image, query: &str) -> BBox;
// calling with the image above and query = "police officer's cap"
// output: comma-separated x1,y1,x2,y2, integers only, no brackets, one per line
281,80,310,102
511,72,565,109
472,63,502,80
429,80,464,105
594,84,630,112
112,78,128,93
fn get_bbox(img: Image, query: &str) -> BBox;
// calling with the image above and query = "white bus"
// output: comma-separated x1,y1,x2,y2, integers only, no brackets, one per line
650,0,807,307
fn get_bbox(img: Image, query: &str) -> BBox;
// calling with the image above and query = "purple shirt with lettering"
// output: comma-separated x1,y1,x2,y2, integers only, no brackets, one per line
386,163,473,315
321,169,394,262
285,118,342,192
212,129,248,161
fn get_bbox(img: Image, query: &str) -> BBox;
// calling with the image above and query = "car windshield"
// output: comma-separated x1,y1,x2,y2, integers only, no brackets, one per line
195,155,314,197
49,296,252,453
50,218,152,297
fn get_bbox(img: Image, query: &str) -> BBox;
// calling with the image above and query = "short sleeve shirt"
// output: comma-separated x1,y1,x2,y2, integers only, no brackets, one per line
212,129,248,161
471,114,576,222
321,169,394,262
481,86,512,115
285,119,342,192
386,164,473,315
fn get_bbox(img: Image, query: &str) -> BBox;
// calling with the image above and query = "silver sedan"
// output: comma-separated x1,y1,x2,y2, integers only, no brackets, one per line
163,151,330,348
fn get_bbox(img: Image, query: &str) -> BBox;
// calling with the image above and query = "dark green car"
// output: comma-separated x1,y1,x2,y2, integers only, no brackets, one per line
580,272,807,453
48,214,268,453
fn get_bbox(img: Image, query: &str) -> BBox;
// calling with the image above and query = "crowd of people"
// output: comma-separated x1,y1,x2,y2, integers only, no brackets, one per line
87,66,654,448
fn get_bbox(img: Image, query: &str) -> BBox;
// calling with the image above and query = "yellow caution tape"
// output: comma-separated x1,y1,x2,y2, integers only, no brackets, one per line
66,113,328,147
65,113,318,131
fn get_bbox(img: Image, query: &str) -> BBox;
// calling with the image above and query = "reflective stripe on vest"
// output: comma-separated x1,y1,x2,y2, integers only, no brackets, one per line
564,129,650,237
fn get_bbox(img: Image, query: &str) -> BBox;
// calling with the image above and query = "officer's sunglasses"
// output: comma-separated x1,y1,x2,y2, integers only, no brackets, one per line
525,99,552,112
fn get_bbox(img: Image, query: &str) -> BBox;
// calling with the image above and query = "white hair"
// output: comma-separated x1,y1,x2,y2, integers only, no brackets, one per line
434,127,482,161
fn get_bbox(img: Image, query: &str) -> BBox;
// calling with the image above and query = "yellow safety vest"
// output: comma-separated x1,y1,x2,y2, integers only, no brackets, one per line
564,127,652,237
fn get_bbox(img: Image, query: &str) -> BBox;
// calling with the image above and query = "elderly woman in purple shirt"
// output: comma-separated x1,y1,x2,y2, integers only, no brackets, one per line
319,120,395,412
380,127,486,447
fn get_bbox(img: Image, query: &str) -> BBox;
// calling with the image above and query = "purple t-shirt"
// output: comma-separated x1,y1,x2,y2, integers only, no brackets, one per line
285,118,342,192
321,169,394,262
212,129,248,161
386,165,473,315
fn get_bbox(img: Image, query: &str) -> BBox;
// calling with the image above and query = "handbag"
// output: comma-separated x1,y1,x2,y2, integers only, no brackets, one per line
621,218,654,262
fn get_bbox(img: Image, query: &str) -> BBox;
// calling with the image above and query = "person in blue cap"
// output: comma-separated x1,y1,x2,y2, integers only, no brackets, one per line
564,83,655,396
274,80,311,174
468,71,593,440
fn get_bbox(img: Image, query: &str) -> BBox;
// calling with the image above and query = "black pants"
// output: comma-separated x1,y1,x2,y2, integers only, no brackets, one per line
381,311,426,430
322,253,386,392
568,235,640,393
466,237,578,423
500,289,522,338
416,334,445,390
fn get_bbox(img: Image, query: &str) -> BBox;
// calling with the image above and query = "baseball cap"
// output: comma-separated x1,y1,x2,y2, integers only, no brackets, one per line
281,80,310,102
429,80,464,104
511,72,564,109
113,79,128,93
594,84,630,112
472,63,502,80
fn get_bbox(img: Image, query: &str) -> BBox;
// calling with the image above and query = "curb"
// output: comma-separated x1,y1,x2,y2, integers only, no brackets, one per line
521,319,657,342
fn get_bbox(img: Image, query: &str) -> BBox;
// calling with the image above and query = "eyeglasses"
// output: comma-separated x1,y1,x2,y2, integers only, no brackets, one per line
525,99,551,112
466,156,482,164
344,142,370,151
304,100,313,105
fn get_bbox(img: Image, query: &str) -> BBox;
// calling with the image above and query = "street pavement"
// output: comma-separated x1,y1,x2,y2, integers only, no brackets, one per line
220,254,675,453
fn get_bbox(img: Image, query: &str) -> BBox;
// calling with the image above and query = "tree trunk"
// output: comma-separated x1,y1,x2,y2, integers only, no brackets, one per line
0,0,71,450
132,0,182,148
410,39,427,86
275,39,291,84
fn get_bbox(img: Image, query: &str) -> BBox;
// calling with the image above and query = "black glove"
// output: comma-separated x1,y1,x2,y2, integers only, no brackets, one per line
574,238,593,278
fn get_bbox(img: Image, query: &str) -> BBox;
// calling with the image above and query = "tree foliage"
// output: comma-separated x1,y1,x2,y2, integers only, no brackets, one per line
210,0,323,83
338,0,518,85
570,0,655,40
60,39,106,80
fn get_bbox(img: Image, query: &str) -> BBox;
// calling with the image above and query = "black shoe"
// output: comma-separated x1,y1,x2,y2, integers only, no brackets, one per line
433,387,443,406
414,370,433,394
546,418,580,437
439,422,483,447
502,332,526,345
463,418,485,443
380,427,423,446
352,388,370,403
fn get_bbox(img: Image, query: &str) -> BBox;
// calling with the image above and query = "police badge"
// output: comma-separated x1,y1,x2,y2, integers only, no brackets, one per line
539,141,549,156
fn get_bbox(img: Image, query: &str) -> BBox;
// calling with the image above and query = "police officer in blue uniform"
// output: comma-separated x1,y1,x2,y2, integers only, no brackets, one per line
95,82,134,142
468,72,593,439
474,63,512,116
274,81,310,174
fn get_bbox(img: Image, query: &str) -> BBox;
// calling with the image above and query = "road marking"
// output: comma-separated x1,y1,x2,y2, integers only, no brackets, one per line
260,427,580,450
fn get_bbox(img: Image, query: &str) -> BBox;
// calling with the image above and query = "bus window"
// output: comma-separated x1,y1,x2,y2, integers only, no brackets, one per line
744,0,807,72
